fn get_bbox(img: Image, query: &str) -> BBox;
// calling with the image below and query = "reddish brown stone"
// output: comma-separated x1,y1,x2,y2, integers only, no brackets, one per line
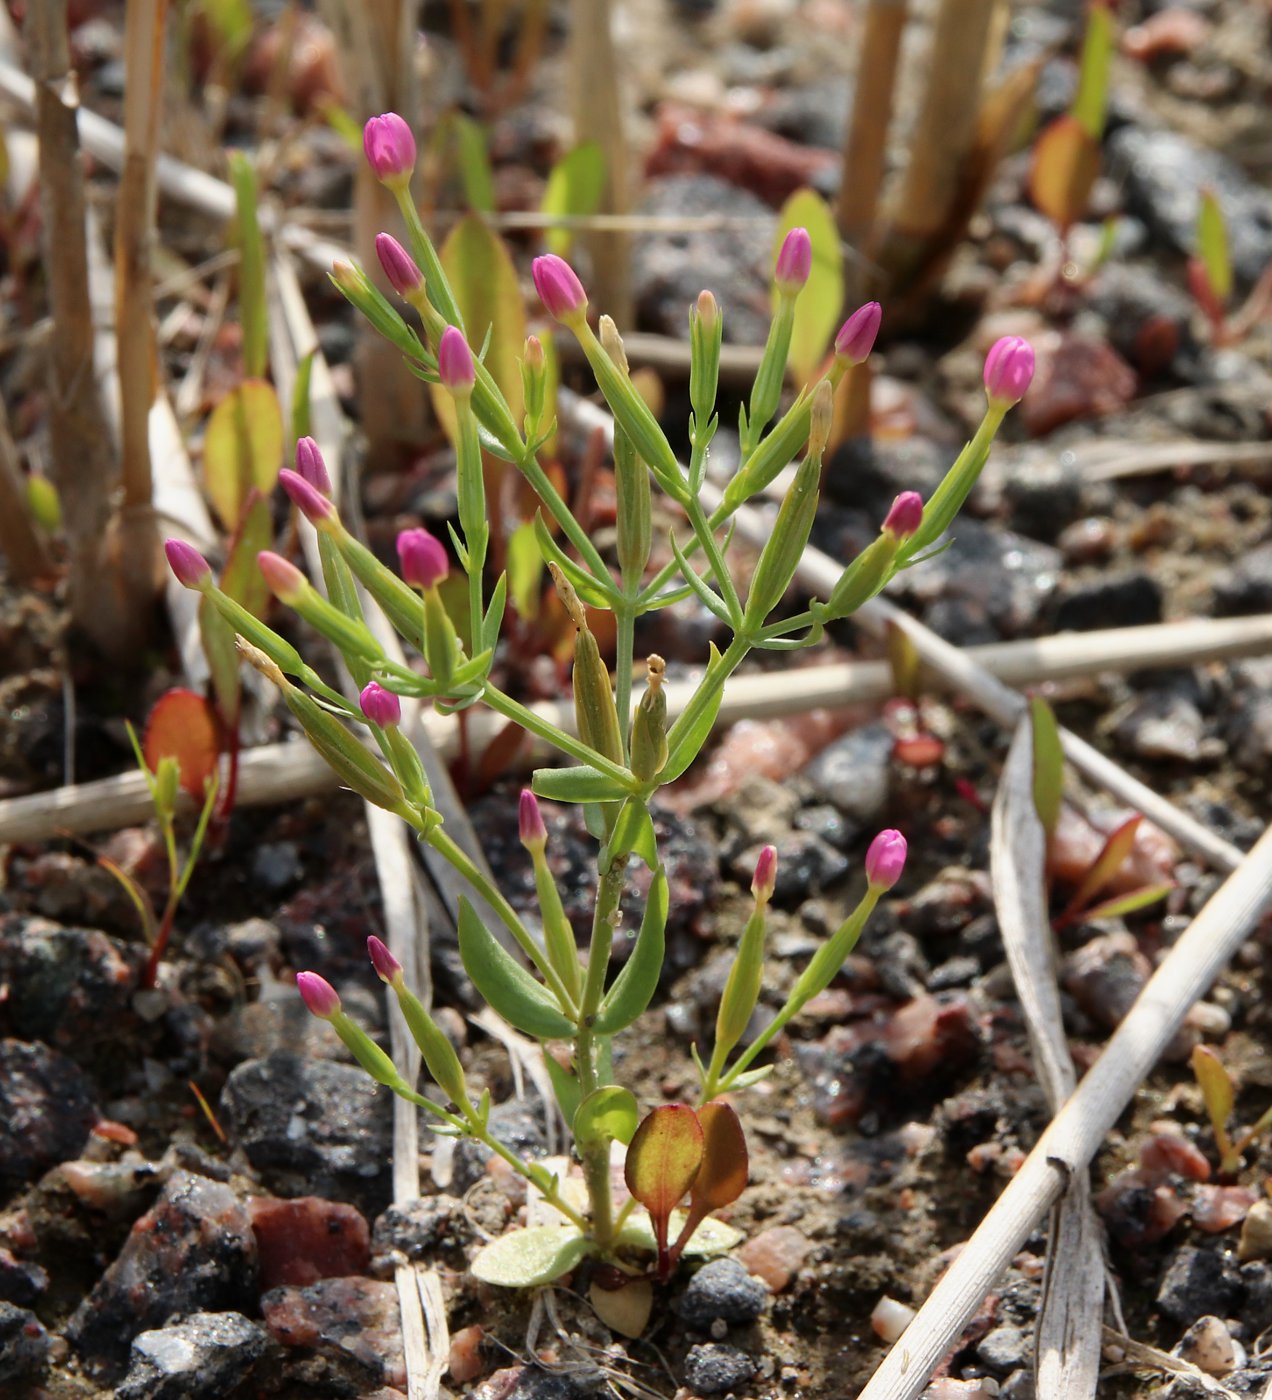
738,1226,811,1293
1020,334,1138,437
249,1196,370,1291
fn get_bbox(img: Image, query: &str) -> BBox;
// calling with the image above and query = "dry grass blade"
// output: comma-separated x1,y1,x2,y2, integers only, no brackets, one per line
991,718,1103,1400
1100,1327,1244,1400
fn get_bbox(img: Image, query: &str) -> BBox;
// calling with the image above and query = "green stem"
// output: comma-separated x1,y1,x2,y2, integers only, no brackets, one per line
481,681,637,790
683,495,742,626
663,633,750,768
614,602,635,755
515,449,612,583
394,188,463,330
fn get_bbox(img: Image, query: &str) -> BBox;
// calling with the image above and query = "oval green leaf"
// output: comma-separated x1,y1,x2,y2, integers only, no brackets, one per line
574,1086,639,1148
204,379,284,530
470,1225,592,1287
624,1104,703,1221
456,897,576,1040
617,1209,743,1258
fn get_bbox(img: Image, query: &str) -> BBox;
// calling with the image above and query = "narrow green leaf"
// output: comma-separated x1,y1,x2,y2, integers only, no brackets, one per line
507,519,544,620
446,112,495,214
773,188,843,385
1062,814,1141,919
1197,189,1232,304
1071,0,1114,141
541,142,606,257
574,1086,639,1147
594,870,668,1035
661,643,726,783
543,1052,582,1126
532,512,620,609
456,897,576,1040
470,1226,592,1287
229,153,267,380
291,349,315,448
1029,696,1064,840
1079,882,1174,924
531,764,632,805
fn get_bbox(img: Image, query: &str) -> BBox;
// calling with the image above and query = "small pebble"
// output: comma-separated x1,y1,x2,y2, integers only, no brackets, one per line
870,1296,916,1343
1239,1199,1272,1263
1175,1315,1238,1377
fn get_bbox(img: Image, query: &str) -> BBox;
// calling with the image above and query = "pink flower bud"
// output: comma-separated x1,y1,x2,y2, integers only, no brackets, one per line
396,527,449,589
519,789,547,852
367,935,403,985
296,971,341,1020
524,334,545,372
295,436,332,497
775,227,812,293
983,336,1035,408
834,302,882,364
359,681,402,728
375,232,423,298
865,829,907,891
752,845,778,903
695,289,719,332
883,492,923,542
164,538,212,590
437,326,476,395
362,112,416,187
532,254,588,324
258,550,307,605
280,468,336,524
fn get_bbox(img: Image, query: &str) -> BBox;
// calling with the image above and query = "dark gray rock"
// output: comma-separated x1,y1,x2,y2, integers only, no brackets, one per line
1156,1246,1244,1326
0,1247,47,1306
372,1195,469,1269
684,1341,756,1394
1109,127,1272,289
66,1171,257,1380
249,842,304,893
756,78,849,151
499,1363,608,1399
1087,262,1198,377
0,1302,47,1387
927,955,981,991
732,833,848,906
871,931,930,1001
978,1325,1031,1375
999,449,1085,542
221,1052,393,1215
1213,542,1272,616
115,1312,274,1400
825,437,957,518
794,803,857,851
1053,570,1163,632
0,1038,98,1181
678,1258,768,1329
632,175,775,344
1240,1261,1272,1334
802,722,894,824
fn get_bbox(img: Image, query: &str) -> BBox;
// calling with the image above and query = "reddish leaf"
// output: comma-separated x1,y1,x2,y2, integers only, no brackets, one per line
625,1105,703,1220
143,689,221,799
1060,814,1141,922
1029,114,1100,233
691,1102,749,1211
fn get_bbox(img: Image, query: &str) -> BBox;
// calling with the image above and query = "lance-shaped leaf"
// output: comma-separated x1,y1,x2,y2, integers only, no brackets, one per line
143,689,220,800
456,897,576,1040
624,1105,704,1281
1079,882,1174,926
594,869,668,1035
661,643,727,783
1057,814,1142,925
543,1052,582,1127
1029,115,1100,233
204,380,284,530
1030,696,1064,843
1192,1044,1235,1168
574,1085,639,1148
531,764,633,805
671,1102,749,1267
541,143,605,258
1196,188,1232,305
470,1226,592,1287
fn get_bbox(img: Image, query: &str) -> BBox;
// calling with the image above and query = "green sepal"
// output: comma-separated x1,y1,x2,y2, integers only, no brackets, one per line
290,586,385,665
531,764,632,804
333,530,428,644
820,531,899,620
281,685,407,814
714,901,768,1063
593,869,668,1035
896,411,1000,564
745,293,796,451
331,264,431,368
532,849,582,1002
574,1085,638,1147
383,726,432,806
723,383,814,510
206,587,307,677
741,448,820,630
457,897,576,1040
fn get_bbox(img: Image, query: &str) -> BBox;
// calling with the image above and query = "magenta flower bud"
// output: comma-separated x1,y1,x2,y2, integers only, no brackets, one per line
362,112,416,187
865,829,907,892
258,550,307,605
437,326,476,395
752,845,778,903
519,789,547,853
359,681,401,728
296,971,341,1020
834,302,882,364
532,254,588,324
396,527,449,589
983,336,1035,408
883,492,923,542
294,436,332,497
164,538,212,590
367,935,403,985
774,227,812,293
279,468,336,525
375,232,424,298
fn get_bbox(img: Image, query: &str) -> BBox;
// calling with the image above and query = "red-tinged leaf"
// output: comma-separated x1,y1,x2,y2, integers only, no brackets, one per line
143,689,221,799
690,1102,749,1211
624,1105,703,1222
204,379,284,530
1060,813,1142,921
1078,881,1175,924
1029,114,1100,233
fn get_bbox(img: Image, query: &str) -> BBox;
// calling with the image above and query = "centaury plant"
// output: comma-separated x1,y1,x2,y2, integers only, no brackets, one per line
166,112,1035,1294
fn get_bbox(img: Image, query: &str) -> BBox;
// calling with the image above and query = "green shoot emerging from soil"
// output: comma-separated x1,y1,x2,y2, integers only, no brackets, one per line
166,111,1034,1293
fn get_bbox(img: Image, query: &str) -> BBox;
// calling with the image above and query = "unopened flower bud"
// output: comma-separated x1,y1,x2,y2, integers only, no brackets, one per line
752,845,778,903
983,336,1035,408
437,326,476,395
630,655,668,783
599,315,629,374
695,289,719,333
522,335,547,430
775,227,812,294
164,538,212,590
297,971,341,1020
883,492,923,542
834,302,882,365
865,828,907,891
258,550,307,605
360,681,401,728
532,254,588,325
367,935,403,985
295,437,332,496
363,112,416,188
375,232,423,298
519,789,547,853
397,527,448,589
808,378,834,457
280,468,336,525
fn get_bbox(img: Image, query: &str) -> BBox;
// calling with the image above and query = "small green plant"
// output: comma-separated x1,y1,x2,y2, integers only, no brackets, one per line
165,111,1034,1292
1187,188,1272,347
1192,1044,1272,1177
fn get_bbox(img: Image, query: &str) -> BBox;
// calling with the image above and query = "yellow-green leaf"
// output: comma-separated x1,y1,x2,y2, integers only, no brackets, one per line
433,214,525,443
541,142,606,257
1192,1044,1234,1144
204,380,284,530
773,188,843,386
506,519,543,620
230,153,267,379
574,1086,639,1147
1071,0,1115,141
1029,114,1100,232
1030,696,1064,840
1197,189,1232,304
